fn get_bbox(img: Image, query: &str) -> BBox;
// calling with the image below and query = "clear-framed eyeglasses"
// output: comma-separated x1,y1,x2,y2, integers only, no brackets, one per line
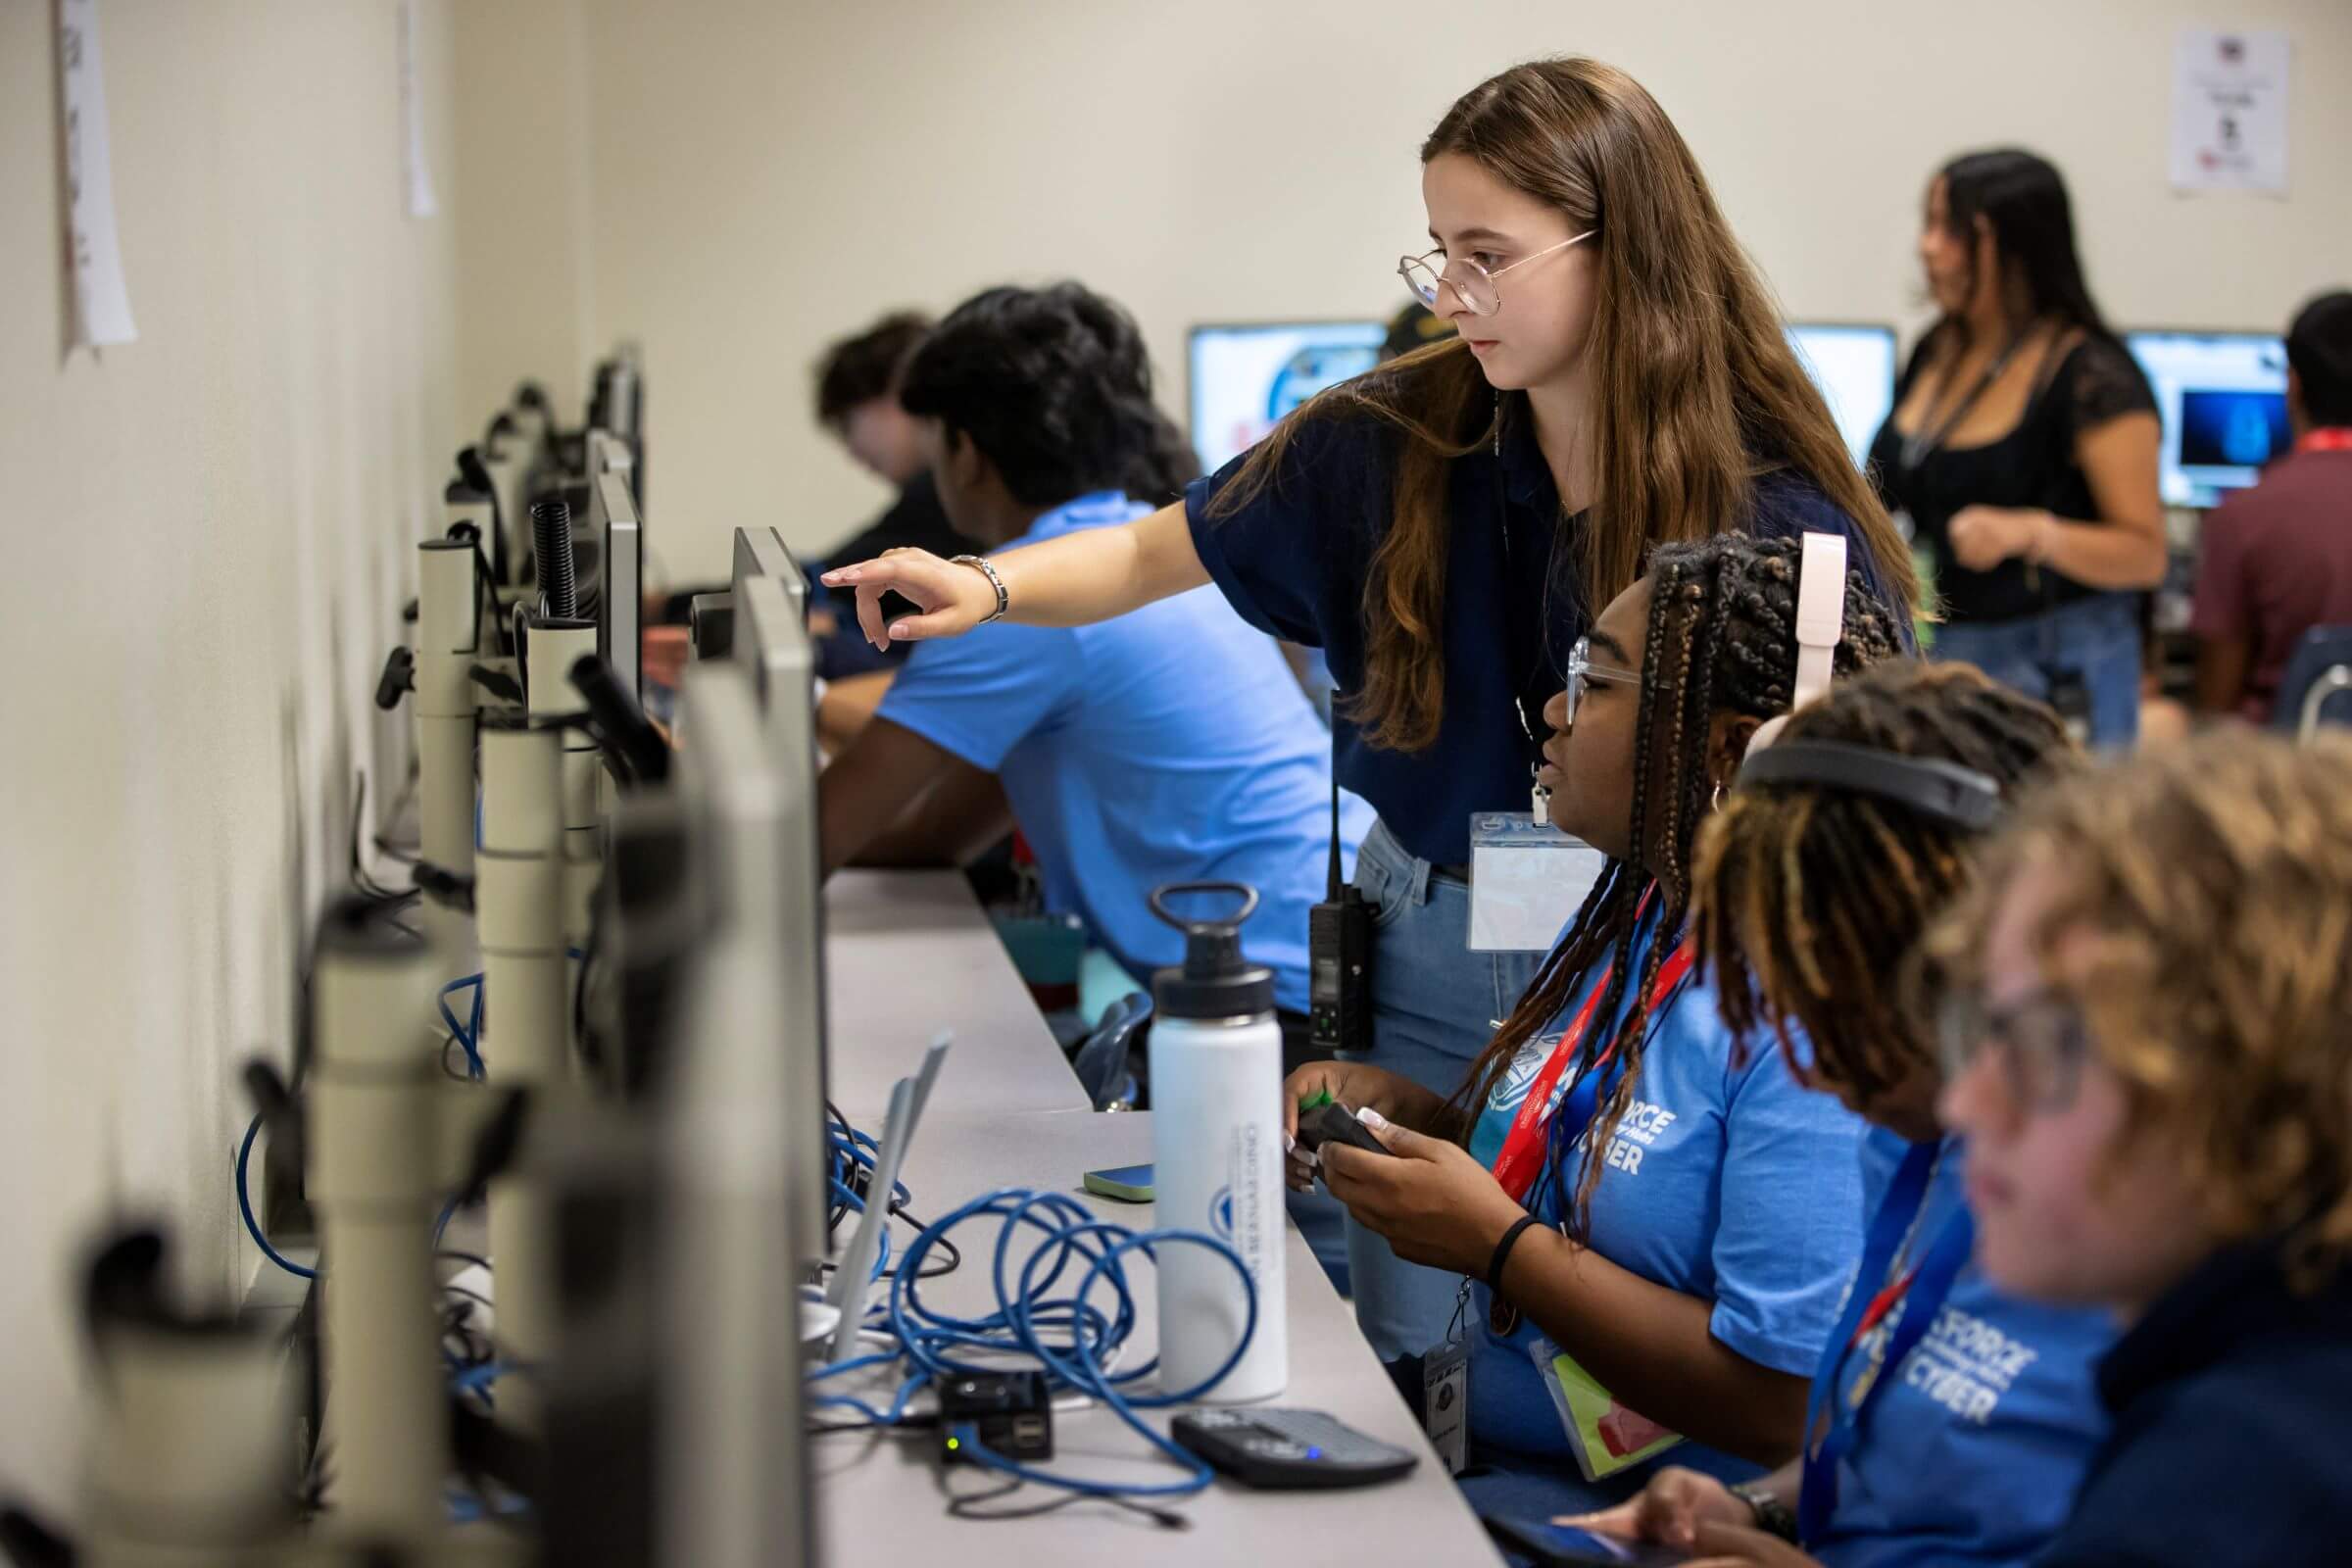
1934,987,2092,1114
1397,230,1593,318
1563,635,1641,725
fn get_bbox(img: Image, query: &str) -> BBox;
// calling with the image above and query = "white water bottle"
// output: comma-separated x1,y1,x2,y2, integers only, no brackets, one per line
1148,882,1288,1403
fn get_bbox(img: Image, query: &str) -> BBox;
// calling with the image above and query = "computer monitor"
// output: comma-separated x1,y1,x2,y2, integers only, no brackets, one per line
2125,330,2291,508
726,540,829,1252
734,524,808,619
654,658,819,1567
1786,323,1898,468
587,434,644,703
590,346,646,506
1188,319,1386,475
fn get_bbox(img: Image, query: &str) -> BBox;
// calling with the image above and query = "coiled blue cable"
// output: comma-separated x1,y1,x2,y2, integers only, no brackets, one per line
828,1118,911,1211
439,974,485,1079
810,1185,1258,1502
235,1111,317,1280
238,970,484,1282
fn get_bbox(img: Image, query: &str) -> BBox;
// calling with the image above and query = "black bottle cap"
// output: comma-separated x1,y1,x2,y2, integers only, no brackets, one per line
1148,882,1274,1021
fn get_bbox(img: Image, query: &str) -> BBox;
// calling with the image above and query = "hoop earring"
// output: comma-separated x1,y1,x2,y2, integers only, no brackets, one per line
1710,781,1725,811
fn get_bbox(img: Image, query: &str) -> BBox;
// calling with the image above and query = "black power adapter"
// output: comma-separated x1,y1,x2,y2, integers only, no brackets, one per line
937,1370,1053,1466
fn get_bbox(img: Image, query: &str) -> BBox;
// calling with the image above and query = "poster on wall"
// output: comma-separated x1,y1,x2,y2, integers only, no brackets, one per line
2169,28,2289,195
58,0,137,346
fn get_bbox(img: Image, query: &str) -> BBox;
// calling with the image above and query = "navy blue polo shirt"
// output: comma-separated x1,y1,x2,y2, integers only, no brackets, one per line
2036,1238,2352,1567
1184,396,1898,866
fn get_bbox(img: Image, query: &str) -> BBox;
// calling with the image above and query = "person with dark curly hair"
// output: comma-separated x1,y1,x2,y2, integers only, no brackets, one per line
816,281,1369,1059
1282,533,1904,1519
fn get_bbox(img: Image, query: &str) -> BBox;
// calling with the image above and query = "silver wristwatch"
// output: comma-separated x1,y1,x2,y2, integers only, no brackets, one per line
950,554,1009,624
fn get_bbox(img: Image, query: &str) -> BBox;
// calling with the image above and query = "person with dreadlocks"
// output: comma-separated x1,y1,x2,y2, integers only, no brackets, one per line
1575,663,2114,1568
1283,532,1905,1517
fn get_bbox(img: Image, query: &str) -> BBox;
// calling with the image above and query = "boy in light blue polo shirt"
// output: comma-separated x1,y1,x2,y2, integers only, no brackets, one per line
871,491,1366,1010
816,283,1368,1024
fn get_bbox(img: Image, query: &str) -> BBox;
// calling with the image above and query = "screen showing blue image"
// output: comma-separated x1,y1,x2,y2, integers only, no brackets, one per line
2126,330,2290,508
1189,321,1386,475
2178,388,2290,469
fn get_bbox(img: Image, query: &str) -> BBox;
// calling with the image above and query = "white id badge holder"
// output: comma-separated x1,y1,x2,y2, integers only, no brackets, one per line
1421,1281,1474,1475
1468,813,1608,953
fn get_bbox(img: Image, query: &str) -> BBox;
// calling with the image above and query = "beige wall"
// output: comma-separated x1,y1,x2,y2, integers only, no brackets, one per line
463,0,2352,585
453,0,598,441
0,0,461,1511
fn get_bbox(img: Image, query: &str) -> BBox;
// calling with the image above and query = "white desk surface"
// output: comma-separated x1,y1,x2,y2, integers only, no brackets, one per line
825,870,1092,1122
818,871,1501,1565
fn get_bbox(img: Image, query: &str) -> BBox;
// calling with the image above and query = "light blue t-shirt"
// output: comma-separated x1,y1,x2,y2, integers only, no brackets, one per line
1461,904,1868,1511
1811,1129,2113,1568
875,492,1372,1013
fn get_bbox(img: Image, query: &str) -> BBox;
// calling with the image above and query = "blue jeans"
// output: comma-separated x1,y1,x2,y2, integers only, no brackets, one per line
1344,820,1544,1359
1929,592,2142,751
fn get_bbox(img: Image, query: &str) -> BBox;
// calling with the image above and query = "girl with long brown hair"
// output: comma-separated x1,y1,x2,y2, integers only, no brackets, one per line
823,58,1917,1357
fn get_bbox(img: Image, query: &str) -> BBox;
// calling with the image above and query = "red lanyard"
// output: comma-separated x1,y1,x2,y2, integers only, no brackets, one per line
1849,1259,1929,1346
1490,917,1697,1204
2297,428,2352,455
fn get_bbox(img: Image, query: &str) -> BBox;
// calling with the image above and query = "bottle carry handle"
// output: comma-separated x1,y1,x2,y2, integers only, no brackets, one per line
1147,881,1260,938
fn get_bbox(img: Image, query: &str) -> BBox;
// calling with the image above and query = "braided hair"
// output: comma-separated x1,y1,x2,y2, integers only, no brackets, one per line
1691,662,2080,1114
1445,532,1906,1232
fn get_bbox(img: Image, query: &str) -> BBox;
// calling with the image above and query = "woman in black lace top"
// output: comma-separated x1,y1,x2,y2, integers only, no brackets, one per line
1870,150,2164,748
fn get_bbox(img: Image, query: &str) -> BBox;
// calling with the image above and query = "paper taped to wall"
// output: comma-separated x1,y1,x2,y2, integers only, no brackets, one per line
402,0,437,219
2170,28,2290,196
58,0,137,346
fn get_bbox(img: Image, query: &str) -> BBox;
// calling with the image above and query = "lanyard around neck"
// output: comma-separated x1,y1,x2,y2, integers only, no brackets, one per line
1898,324,2034,472
1489,893,1695,1205
1796,1141,1976,1545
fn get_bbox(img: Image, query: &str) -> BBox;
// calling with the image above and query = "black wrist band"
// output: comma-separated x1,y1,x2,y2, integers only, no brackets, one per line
1733,1483,1800,1544
1486,1214,1542,1299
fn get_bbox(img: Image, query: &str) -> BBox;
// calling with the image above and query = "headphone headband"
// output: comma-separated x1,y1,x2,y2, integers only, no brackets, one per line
1790,532,1848,710
1735,740,2005,833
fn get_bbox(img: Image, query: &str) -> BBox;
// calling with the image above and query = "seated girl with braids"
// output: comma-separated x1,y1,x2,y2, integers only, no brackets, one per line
1576,663,2111,1568
1282,532,1906,1518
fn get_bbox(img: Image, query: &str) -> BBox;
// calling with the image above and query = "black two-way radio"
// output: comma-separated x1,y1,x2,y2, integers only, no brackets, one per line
1307,719,1371,1055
